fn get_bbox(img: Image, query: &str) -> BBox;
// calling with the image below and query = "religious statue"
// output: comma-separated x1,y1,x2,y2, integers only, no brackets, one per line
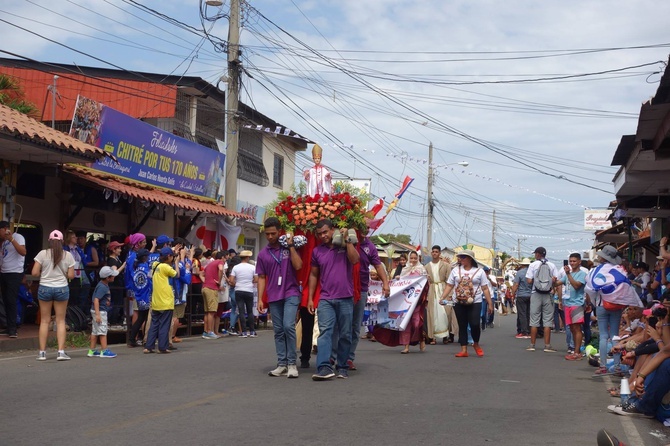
303,144,332,196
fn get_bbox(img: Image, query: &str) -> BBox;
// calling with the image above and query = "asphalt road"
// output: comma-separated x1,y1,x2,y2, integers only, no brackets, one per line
1,314,668,446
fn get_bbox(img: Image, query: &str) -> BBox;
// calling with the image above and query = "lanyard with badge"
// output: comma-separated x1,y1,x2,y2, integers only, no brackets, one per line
269,248,283,286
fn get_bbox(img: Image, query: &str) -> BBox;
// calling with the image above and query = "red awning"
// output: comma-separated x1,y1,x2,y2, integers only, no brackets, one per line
64,165,251,219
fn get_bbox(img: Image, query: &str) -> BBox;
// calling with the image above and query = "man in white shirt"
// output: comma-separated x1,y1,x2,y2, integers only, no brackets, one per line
525,246,559,352
0,221,26,338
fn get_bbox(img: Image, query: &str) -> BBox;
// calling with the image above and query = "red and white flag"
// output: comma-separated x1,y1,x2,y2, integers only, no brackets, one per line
216,219,242,251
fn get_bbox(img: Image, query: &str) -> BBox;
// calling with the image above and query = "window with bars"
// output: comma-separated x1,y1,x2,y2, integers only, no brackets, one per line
238,130,269,187
273,153,284,188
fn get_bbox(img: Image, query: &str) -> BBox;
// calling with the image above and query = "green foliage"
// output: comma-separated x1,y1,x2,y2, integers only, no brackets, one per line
46,331,90,349
0,74,39,117
371,233,412,245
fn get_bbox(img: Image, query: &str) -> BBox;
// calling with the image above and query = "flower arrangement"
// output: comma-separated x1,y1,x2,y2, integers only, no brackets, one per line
267,182,372,233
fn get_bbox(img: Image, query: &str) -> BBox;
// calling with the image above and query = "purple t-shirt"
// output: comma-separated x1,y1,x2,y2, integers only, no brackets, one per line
311,244,353,300
256,245,301,303
359,238,382,292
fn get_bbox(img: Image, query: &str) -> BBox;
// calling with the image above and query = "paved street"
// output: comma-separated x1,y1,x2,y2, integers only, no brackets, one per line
1,315,669,446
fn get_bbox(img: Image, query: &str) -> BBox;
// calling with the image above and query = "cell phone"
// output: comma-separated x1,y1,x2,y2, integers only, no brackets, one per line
563,260,569,267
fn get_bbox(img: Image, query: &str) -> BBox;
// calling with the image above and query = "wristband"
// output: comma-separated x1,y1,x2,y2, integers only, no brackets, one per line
638,372,646,379
287,244,295,248
657,340,664,345
663,324,670,327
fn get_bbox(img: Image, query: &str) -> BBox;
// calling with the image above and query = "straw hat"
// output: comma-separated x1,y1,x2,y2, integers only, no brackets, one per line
239,250,253,258
456,249,478,265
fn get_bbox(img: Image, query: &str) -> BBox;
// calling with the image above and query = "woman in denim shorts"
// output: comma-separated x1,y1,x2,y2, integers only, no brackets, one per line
32,230,76,361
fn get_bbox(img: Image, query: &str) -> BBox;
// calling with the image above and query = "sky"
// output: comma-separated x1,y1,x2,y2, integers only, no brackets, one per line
1,0,670,260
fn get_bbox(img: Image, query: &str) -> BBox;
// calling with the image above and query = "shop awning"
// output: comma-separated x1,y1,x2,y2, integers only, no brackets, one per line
63,165,251,219
0,104,106,163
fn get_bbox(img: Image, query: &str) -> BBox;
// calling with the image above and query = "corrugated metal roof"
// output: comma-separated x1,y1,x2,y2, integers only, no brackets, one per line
0,103,105,162
0,67,177,121
63,165,251,219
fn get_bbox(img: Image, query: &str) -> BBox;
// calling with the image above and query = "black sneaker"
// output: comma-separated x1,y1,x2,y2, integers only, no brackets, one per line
311,367,335,381
337,369,349,379
300,360,310,369
8,332,17,338
0,329,8,336
607,402,653,418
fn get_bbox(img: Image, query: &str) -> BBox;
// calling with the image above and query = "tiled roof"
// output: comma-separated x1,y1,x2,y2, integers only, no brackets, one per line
0,104,105,161
63,165,251,219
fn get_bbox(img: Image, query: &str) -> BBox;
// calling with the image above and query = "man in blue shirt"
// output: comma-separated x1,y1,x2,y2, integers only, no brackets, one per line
556,252,589,361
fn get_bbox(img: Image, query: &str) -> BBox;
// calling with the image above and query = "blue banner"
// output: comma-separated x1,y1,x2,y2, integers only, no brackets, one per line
70,96,225,201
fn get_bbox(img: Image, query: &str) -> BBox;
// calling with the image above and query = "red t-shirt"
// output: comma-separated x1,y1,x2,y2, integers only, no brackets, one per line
203,259,223,290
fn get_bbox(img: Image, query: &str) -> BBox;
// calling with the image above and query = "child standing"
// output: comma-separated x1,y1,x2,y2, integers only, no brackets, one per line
89,266,119,358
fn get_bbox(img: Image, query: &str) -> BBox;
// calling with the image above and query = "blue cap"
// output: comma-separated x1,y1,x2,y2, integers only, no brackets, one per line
156,235,173,245
160,247,174,257
136,248,150,258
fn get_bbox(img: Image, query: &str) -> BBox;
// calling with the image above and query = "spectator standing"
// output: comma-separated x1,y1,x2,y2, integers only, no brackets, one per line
33,230,75,360
512,259,532,338
227,249,241,334
307,220,360,380
556,253,588,361
525,247,559,353
256,218,303,378
128,249,151,347
89,266,119,358
0,221,26,338
106,241,126,325
230,250,257,337
144,247,179,354
201,251,225,339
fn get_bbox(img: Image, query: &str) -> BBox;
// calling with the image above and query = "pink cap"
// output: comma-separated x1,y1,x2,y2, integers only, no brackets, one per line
49,230,63,241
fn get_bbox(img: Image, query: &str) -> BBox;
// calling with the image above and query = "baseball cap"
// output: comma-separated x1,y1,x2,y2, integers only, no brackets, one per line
228,248,237,255
49,230,63,241
136,248,150,258
107,241,124,251
160,247,174,257
156,235,174,245
99,266,119,279
533,247,546,256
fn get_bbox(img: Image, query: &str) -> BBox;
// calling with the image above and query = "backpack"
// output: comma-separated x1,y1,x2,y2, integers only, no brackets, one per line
534,260,553,294
455,267,480,305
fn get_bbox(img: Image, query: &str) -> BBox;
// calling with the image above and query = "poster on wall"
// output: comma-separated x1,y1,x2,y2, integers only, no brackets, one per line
69,95,225,201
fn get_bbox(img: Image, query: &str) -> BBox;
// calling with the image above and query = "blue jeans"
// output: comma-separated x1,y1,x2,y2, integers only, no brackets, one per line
316,297,353,372
229,287,238,330
331,292,367,362
595,305,622,367
268,295,300,366
635,357,670,417
37,285,70,302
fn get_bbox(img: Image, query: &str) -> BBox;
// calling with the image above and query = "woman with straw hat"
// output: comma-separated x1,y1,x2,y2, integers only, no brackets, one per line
440,250,493,357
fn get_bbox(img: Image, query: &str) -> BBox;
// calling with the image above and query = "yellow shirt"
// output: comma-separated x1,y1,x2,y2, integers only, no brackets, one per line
151,262,177,311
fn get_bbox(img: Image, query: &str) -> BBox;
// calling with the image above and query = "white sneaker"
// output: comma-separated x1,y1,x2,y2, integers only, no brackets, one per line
36,351,46,361
268,365,288,377
287,364,299,379
57,351,71,361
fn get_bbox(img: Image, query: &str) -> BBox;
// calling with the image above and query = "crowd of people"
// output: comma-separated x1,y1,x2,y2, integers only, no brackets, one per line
7,214,670,423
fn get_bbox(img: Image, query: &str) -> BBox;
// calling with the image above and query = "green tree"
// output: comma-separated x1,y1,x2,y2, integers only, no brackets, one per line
0,74,38,117
371,233,412,245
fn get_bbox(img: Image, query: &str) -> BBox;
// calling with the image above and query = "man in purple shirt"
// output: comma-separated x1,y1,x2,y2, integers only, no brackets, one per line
332,237,390,370
256,217,303,379
308,219,360,380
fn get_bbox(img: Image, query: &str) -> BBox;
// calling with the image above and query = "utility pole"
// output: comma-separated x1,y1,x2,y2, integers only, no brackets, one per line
517,237,526,260
427,142,434,250
491,209,497,269
224,0,240,212
49,75,58,129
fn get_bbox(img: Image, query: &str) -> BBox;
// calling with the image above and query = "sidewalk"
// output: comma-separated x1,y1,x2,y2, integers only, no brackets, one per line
0,323,41,352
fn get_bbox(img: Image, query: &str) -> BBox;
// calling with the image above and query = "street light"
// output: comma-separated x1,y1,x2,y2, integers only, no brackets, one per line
205,1,223,6
427,144,468,249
